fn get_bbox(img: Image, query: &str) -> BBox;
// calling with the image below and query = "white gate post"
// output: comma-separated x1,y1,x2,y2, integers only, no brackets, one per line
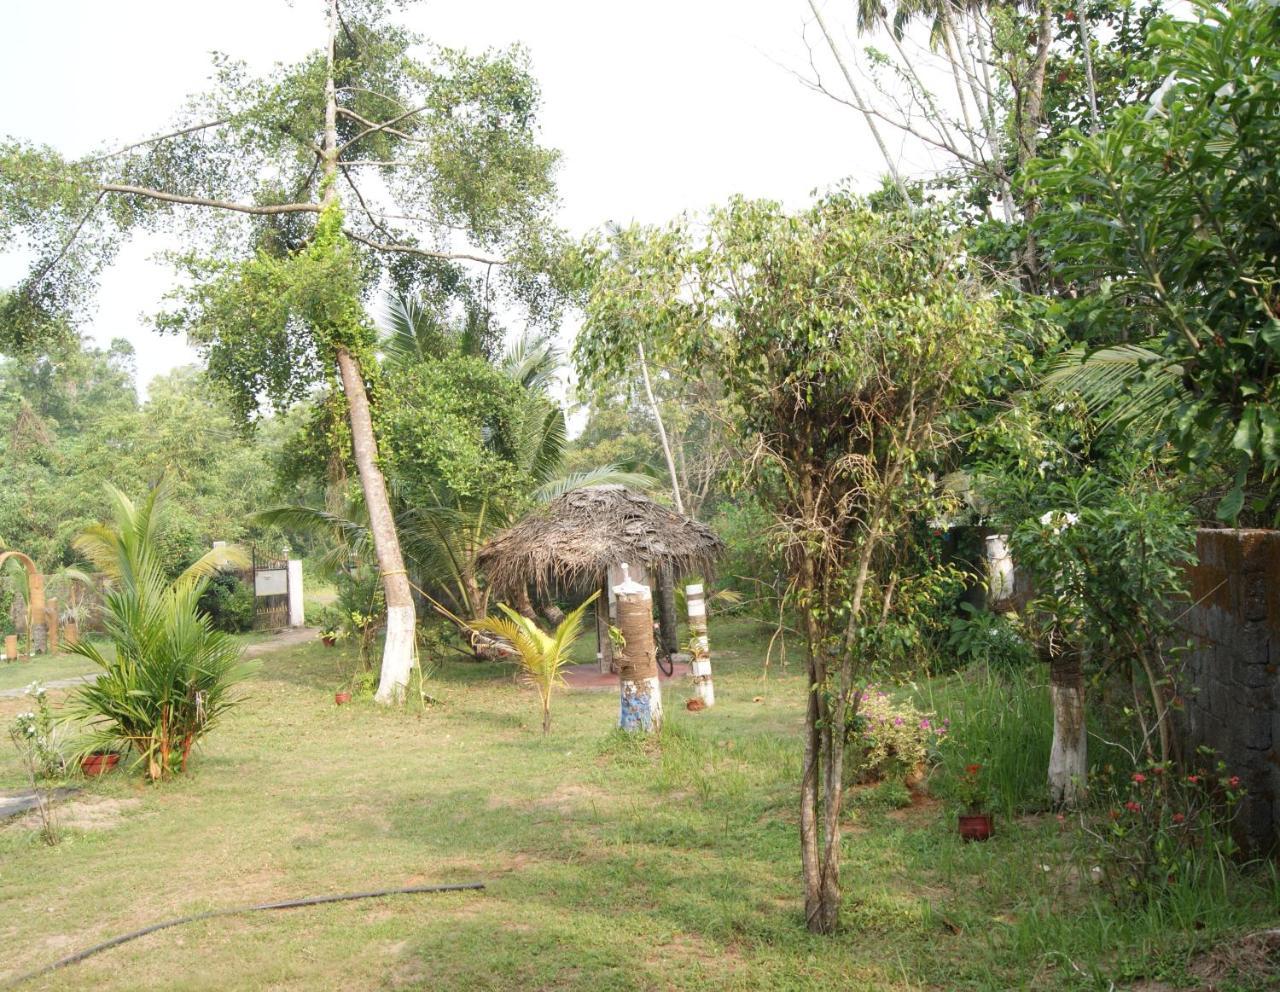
287,560,305,628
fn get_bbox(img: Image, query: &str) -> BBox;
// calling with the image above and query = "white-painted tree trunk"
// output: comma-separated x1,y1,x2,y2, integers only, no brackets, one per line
377,604,417,704
686,582,714,707
1048,661,1087,807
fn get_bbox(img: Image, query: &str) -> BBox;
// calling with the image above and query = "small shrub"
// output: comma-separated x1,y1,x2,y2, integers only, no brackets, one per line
197,571,255,632
846,687,947,785
1078,750,1244,905
8,682,66,845
946,604,1033,671
861,778,913,810
67,482,250,781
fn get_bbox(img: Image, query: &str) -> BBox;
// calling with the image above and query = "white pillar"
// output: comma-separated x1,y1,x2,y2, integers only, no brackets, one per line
686,582,714,707
287,559,305,628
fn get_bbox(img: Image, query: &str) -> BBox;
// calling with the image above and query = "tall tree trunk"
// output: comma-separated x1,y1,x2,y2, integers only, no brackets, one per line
807,0,915,208
1017,0,1054,290
1048,647,1087,807
637,341,685,516
335,348,417,702
324,0,416,703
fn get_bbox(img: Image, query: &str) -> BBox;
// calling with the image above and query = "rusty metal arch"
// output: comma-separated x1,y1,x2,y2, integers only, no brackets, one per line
0,551,48,653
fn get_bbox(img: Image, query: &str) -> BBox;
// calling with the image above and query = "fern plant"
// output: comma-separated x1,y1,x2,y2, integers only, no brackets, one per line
66,481,250,781
468,592,599,736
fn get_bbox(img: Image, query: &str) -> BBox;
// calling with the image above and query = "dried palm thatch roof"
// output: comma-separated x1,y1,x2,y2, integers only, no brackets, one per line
478,485,724,597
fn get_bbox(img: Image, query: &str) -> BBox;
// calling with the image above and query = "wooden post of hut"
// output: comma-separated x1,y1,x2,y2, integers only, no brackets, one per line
613,563,662,733
595,575,613,674
686,583,714,707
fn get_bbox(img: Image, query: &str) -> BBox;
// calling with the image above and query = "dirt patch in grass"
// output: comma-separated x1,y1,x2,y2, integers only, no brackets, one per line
19,795,139,832
886,790,942,823
1189,927,1280,988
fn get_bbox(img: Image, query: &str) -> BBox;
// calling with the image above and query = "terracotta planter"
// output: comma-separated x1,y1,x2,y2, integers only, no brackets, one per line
322,635,337,647
81,752,120,777
958,812,994,842
334,691,352,705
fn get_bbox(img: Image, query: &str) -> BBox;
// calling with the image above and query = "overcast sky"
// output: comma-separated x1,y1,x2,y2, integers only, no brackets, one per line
2,0,902,394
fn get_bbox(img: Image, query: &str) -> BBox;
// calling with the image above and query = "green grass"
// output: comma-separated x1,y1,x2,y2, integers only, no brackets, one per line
0,617,1274,991
0,630,278,695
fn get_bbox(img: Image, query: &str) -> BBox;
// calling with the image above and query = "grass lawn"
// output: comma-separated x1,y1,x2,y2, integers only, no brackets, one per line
0,618,1275,991
0,630,283,695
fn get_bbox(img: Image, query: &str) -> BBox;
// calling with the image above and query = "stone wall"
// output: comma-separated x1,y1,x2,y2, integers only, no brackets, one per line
1177,528,1279,856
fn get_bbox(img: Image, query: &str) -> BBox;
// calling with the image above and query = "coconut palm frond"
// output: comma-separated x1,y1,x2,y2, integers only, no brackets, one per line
1043,343,1186,432
380,293,453,366
499,332,561,393
531,466,656,503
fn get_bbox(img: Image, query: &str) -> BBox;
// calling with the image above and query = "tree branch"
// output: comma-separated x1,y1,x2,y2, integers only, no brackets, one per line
342,229,505,265
23,190,106,295
83,120,230,164
98,184,320,215
336,104,432,153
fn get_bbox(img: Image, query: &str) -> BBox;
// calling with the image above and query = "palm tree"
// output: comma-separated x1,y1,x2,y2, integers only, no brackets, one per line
67,480,249,781
468,593,598,734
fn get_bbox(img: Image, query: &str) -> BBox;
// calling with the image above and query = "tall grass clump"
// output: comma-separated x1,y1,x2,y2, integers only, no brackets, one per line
918,665,1053,815
67,481,250,781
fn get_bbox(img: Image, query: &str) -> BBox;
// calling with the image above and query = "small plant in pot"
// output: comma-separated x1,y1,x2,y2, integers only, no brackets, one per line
317,608,343,648
955,763,993,841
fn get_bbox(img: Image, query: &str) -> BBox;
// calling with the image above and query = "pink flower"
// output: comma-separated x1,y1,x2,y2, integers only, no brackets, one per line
1228,776,1241,788
1131,772,1146,784
1124,801,1141,813
1186,775,1199,785
919,720,931,730
1171,813,1185,824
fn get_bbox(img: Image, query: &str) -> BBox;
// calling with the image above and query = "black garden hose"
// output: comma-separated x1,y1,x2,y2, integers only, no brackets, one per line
4,881,485,988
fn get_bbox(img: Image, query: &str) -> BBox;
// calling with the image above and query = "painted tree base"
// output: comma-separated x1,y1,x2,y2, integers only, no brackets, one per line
619,676,663,732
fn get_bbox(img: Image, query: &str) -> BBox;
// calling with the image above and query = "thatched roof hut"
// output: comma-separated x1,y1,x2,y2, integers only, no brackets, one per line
477,485,723,599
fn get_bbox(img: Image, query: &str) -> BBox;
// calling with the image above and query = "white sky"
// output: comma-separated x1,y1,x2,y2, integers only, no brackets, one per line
1,0,901,395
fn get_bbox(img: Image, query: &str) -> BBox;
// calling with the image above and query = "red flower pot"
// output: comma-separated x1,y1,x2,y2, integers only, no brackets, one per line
334,691,352,705
322,636,337,647
81,752,120,777
958,812,994,842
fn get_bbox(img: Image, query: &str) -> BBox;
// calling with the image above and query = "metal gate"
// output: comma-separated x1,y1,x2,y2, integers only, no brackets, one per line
252,546,291,631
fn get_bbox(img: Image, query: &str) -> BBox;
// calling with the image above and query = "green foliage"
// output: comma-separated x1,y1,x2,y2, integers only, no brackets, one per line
946,603,1034,672
66,482,250,781
196,571,255,633
845,686,945,785
0,341,284,578
1035,0,1280,520
1082,753,1245,905
159,205,370,421
467,592,598,735
920,667,1055,816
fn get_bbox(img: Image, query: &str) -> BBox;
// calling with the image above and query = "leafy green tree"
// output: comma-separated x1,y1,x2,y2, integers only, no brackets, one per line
574,193,1004,933
1,0,561,702
1035,0,1280,522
